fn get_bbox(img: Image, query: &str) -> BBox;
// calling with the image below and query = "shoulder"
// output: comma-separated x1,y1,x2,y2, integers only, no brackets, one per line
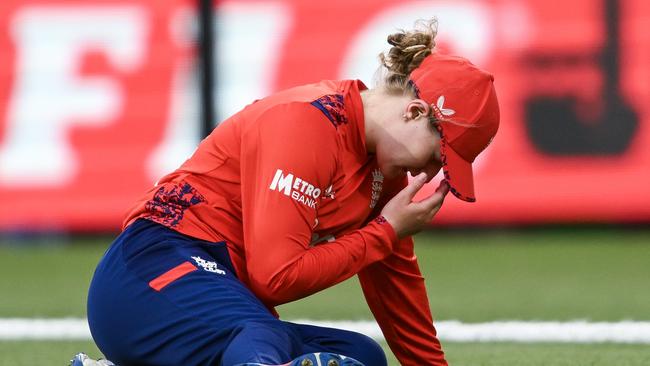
253,101,339,139
248,81,354,133
309,93,348,128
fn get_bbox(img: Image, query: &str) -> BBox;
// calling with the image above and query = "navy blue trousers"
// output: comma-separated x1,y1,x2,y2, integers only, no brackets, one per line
87,219,386,366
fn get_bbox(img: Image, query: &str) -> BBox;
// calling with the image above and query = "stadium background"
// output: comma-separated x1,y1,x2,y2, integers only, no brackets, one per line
0,0,649,365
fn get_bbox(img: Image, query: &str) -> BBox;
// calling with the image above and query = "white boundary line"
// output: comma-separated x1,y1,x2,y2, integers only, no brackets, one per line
2,318,650,343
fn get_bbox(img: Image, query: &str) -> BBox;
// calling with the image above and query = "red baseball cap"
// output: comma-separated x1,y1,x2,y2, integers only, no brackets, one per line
409,53,500,202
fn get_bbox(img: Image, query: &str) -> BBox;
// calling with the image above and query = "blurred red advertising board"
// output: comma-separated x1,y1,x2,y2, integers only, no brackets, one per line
0,0,195,231
0,0,649,231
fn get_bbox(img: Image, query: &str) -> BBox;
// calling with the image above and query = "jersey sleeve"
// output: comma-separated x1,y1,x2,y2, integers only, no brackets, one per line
358,178,448,365
358,238,447,365
240,102,397,306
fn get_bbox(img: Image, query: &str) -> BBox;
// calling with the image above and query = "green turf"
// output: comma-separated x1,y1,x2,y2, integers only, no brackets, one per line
2,340,650,366
0,340,101,365
0,239,108,317
1,228,649,365
441,342,650,366
1,229,648,320
278,228,650,321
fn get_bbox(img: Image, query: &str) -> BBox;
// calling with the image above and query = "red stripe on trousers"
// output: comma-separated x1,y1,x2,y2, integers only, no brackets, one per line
149,261,198,291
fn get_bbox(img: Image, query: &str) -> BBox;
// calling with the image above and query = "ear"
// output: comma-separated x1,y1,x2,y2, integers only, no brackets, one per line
404,99,431,121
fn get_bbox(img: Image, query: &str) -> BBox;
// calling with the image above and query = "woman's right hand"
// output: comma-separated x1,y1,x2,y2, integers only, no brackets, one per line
380,173,450,239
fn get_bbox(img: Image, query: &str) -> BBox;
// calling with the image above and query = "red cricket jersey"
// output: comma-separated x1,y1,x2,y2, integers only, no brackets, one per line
123,80,447,365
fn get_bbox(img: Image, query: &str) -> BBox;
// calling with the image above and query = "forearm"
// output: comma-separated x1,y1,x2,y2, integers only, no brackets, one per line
358,238,447,366
249,218,397,305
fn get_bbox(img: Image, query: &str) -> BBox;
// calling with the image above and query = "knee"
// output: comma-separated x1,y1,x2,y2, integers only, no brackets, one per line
221,322,300,365
345,332,387,366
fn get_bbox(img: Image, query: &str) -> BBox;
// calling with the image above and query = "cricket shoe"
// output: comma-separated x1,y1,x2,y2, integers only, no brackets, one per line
69,352,116,366
235,352,365,366
287,352,365,366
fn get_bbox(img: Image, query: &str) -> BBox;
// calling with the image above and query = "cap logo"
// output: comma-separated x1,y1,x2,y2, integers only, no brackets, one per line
431,95,455,120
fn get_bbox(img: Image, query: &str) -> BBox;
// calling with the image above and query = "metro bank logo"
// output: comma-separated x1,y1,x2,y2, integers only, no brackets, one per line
269,169,321,208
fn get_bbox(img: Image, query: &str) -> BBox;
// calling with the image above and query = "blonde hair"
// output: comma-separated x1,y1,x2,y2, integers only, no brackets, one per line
377,19,471,127
379,18,438,96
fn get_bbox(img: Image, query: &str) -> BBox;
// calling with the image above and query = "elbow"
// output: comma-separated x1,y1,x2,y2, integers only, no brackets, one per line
247,255,313,305
248,270,294,305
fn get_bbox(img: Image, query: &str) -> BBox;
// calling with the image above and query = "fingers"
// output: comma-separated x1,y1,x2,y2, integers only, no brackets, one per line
382,178,450,238
435,179,450,196
400,172,428,200
416,179,450,210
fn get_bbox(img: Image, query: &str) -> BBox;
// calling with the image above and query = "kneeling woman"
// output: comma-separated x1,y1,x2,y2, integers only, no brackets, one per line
86,19,499,366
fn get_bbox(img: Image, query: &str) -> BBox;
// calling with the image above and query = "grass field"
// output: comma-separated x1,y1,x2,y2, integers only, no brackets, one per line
1,340,650,366
1,227,649,365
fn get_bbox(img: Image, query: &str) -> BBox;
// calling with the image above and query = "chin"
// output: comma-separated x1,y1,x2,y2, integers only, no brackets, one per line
379,165,405,180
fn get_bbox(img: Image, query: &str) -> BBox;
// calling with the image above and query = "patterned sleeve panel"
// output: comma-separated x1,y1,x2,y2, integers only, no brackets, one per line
141,182,206,228
310,94,348,128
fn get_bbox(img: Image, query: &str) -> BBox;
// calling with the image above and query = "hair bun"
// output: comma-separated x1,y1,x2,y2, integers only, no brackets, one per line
380,18,438,77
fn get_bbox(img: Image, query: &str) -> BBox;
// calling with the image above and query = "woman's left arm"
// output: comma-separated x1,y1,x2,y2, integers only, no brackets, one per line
357,237,448,366
358,177,448,366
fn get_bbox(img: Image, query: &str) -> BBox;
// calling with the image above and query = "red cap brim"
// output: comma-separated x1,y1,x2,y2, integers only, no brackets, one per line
441,141,476,202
